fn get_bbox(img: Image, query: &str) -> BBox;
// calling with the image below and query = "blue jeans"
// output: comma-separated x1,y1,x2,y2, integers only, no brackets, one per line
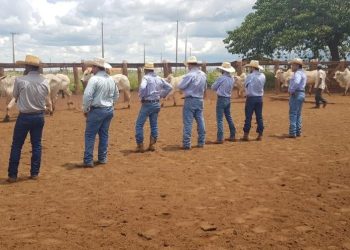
243,96,264,134
84,107,114,165
183,97,206,148
289,92,305,136
135,102,161,144
8,112,45,178
216,96,236,141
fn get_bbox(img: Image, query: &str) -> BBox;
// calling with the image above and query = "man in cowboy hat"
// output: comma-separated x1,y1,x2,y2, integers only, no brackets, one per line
242,60,265,141
82,57,119,167
178,56,207,150
135,62,173,152
7,55,52,183
288,58,307,138
313,64,328,108
211,62,236,143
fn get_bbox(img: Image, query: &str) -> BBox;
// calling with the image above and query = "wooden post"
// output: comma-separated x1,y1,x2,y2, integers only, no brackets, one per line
237,61,243,75
73,66,80,94
81,60,87,73
122,60,128,76
201,62,207,73
163,61,169,77
167,62,173,75
0,67,4,76
274,62,280,94
137,67,143,88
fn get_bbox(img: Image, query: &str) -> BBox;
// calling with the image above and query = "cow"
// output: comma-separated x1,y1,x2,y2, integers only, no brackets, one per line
81,68,131,108
44,73,74,113
334,68,350,95
233,73,247,98
161,74,184,107
275,69,293,89
0,75,16,122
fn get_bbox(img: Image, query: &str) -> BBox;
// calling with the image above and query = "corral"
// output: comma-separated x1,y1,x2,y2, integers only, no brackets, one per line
0,90,349,249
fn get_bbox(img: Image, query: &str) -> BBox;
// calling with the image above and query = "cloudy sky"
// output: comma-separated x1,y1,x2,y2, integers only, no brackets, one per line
0,0,256,64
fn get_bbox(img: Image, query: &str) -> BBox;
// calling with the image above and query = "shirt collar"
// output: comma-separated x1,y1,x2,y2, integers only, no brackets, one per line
190,67,200,72
95,70,107,76
27,71,40,75
146,72,157,77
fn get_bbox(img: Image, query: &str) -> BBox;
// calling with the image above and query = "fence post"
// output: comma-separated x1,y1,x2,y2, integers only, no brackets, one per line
274,62,280,94
81,60,87,73
73,66,80,94
0,67,4,76
167,62,173,75
201,62,207,73
163,61,169,77
137,67,143,88
122,60,128,76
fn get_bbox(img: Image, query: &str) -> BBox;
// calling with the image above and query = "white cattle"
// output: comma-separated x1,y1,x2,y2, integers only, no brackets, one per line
275,69,293,89
0,75,16,122
81,68,131,108
161,74,184,106
334,68,350,95
44,73,74,113
233,73,246,98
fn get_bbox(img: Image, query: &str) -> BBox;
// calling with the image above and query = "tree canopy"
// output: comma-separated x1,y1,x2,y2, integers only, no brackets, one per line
224,0,350,61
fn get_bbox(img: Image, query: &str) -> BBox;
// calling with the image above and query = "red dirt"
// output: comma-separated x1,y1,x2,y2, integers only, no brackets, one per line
0,91,349,250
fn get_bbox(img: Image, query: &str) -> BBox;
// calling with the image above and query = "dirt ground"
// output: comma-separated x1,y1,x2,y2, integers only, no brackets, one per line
0,91,349,250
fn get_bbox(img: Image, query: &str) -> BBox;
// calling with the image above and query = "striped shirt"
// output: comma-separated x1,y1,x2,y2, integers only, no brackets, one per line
245,70,265,97
83,70,119,112
13,71,50,113
211,72,235,98
139,72,173,101
178,67,207,98
289,69,306,94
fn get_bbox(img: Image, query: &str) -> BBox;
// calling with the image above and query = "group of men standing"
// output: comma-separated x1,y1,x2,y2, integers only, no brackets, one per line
6,54,319,182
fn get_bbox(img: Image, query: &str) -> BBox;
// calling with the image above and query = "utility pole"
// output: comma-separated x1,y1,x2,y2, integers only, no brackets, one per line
101,19,104,58
11,32,16,72
185,35,188,62
175,19,179,73
143,43,146,64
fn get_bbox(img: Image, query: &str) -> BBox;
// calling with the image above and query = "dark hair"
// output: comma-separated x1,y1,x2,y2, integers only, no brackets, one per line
24,65,40,75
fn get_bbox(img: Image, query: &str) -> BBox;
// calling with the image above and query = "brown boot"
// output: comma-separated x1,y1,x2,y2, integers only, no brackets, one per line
241,133,249,141
136,143,145,153
256,133,263,141
148,137,157,151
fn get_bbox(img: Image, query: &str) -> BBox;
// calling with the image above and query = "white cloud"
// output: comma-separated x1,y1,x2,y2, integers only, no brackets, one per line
0,0,256,63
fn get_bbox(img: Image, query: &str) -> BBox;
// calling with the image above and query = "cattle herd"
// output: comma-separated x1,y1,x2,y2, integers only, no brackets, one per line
0,65,349,122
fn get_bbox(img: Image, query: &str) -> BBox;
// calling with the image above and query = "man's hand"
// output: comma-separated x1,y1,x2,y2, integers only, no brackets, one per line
84,112,88,118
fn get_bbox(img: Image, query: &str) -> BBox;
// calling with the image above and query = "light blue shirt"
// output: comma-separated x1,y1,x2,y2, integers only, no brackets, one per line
289,69,306,94
178,67,207,98
245,70,265,97
83,70,119,113
139,72,173,101
211,72,235,98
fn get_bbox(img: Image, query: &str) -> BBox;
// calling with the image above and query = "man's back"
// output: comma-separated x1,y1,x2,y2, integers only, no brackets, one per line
13,71,49,113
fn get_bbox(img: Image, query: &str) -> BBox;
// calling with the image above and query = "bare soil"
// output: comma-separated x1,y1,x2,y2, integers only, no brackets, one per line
0,91,349,250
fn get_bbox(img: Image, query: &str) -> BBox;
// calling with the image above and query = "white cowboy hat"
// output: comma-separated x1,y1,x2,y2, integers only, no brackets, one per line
217,62,236,73
16,55,42,67
289,58,303,66
244,60,263,70
144,62,155,70
184,56,201,66
84,57,112,69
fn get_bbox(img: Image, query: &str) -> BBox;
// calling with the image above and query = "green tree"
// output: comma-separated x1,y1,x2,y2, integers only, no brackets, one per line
224,0,350,61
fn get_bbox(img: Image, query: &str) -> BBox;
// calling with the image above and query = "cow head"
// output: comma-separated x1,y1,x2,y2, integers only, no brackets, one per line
80,68,92,88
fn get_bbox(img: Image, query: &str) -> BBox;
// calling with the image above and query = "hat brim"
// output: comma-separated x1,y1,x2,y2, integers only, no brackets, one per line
245,64,263,70
288,60,303,66
144,67,155,70
15,61,41,67
184,61,201,66
217,66,235,73
84,61,112,69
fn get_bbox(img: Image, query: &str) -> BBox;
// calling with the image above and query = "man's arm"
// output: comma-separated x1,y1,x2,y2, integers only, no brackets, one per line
138,78,148,99
160,78,173,98
289,72,302,94
178,74,191,90
44,80,53,113
82,78,95,113
211,77,222,91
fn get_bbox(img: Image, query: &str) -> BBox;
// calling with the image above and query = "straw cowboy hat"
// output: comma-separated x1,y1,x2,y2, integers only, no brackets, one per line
144,62,155,70
217,62,236,73
16,55,42,67
184,56,201,66
84,57,112,69
244,60,263,70
289,58,303,66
